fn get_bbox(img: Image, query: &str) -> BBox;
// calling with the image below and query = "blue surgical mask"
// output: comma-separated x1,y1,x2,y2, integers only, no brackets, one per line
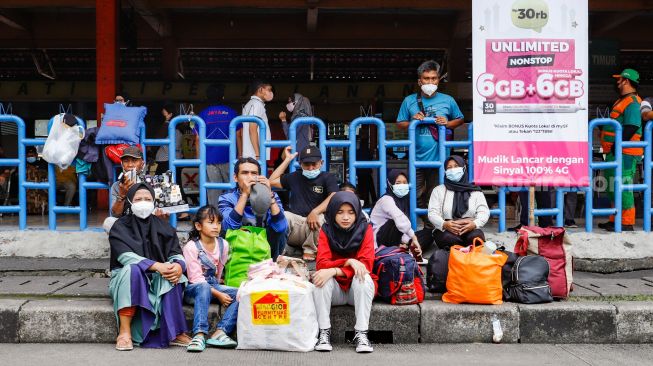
26,157,37,163
446,167,465,182
302,169,320,180
392,184,409,198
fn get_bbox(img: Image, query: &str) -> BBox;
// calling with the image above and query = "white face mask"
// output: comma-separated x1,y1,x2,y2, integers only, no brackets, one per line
286,102,295,112
445,167,465,182
392,183,410,198
130,200,154,219
421,83,438,97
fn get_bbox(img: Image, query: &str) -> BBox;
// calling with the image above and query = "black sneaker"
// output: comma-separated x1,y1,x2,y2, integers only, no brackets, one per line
607,224,634,232
353,330,373,353
564,220,578,228
315,328,332,352
598,221,614,230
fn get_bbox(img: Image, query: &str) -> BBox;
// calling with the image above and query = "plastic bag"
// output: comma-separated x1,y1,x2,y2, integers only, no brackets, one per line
442,238,507,305
41,114,85,170
236,276,317,352
224,226,271,287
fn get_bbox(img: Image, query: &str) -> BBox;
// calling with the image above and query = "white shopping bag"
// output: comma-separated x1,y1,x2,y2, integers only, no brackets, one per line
41,114,84,170
237,276,318,352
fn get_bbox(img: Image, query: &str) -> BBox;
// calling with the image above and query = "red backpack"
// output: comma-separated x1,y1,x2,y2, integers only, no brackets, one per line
373,246,425,305
515,226,573,299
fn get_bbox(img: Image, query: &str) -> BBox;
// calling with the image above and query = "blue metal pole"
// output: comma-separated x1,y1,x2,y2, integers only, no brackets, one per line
614,123,623,233
0,115,27,229
408,120,418,230
644,121,652,232
229,115,268,177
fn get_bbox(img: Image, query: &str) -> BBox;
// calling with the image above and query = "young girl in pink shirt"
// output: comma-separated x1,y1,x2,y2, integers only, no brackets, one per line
182,205,238,352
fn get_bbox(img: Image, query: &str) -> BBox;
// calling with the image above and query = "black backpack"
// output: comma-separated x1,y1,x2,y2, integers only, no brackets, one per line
426,249,449,293
504,255,553,304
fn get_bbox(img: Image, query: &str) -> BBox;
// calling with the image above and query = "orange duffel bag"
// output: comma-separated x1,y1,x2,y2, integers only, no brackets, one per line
442,238,508,305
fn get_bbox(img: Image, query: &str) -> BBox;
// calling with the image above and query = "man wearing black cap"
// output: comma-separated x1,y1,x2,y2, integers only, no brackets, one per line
110,146,146,217
269,146,339,261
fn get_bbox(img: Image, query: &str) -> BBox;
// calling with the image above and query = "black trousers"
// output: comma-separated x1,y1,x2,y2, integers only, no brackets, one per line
432,228,485,250
375,219,435,253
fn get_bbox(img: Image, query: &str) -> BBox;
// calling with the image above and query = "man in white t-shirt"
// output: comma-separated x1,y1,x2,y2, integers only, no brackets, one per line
241,80,273,160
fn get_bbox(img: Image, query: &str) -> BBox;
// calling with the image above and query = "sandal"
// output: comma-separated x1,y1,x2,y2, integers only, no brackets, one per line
170,333,192,347
302,252,316,262
186,334,206,352
115,334,133,351
206,331,238,349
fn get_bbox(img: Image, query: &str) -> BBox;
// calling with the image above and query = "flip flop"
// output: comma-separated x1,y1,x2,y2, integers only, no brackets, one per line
186,335,206,352
170,334,192,347
115,334,133,351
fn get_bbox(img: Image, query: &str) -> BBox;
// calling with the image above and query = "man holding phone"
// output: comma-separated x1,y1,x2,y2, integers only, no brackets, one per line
396,60,464,228
109,146,168,220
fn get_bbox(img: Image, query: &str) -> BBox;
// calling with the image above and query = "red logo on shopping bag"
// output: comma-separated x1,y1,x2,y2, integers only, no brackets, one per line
251,291,289,325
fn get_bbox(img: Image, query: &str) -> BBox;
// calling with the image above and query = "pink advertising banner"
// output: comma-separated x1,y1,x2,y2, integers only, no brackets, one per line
472,0,589,187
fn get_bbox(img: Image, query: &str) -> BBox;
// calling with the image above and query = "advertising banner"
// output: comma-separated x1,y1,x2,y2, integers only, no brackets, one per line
472,0,589,187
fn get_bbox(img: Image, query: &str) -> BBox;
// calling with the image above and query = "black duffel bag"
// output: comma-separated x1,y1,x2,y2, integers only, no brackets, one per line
504,255,554,304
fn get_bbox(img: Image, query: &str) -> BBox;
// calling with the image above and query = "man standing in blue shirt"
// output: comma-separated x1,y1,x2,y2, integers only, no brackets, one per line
397,60,464,228
196,84,241,207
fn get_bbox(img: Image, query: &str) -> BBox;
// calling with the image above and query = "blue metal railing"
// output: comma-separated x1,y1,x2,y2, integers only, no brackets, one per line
3,111,653,233
0,115,26,229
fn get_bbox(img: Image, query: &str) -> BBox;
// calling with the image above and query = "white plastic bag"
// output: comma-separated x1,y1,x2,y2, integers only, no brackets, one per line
41,114,84,170
237,276,318,352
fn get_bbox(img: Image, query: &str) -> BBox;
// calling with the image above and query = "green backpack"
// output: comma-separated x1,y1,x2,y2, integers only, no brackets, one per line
224,226,271,287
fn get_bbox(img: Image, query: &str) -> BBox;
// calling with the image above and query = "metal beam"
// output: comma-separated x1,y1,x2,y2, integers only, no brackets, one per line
128,0,171,37
0,10,28,32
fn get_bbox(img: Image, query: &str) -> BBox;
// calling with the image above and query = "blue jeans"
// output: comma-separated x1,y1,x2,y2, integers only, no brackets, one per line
267,227,287,261
184,282,239,335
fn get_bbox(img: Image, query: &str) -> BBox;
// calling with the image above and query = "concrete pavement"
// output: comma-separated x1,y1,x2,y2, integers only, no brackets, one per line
1,344,652,366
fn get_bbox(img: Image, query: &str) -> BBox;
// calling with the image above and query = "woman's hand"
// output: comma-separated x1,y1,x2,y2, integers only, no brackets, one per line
458,220,477,235
215,291,233,307
312,268,336,288
346,259,369,281
442,220,461,235
410,236,423,258
160,263,183,285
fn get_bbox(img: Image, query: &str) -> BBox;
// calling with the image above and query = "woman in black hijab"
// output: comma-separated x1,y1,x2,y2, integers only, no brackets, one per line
427,155,490,250
370,170,434,258
311,191,376,353
108,183,191,351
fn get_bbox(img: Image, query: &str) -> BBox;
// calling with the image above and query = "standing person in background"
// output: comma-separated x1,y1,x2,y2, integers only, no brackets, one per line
155,103,183,175
196,84,242,206
355,137,377,208
279,93,313,153
598,69,643,232
242,80,273,161
396,60,464,229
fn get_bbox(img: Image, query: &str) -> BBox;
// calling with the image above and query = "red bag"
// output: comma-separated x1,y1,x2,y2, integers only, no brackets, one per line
515,226,573,299
105,144,142,164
